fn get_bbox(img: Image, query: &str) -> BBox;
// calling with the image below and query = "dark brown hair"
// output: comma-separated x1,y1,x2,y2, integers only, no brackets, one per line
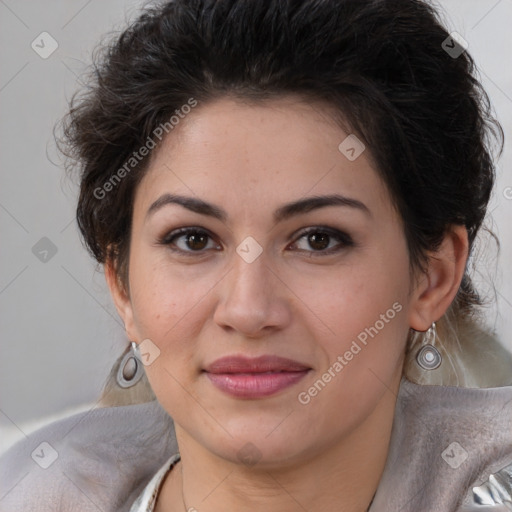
57,0,503,319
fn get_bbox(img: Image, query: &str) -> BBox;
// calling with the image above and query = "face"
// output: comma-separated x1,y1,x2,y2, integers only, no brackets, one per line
114,96,419,468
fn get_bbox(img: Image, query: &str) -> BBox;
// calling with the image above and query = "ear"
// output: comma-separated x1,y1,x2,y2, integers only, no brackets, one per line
104,256,138,342
408,225,469,331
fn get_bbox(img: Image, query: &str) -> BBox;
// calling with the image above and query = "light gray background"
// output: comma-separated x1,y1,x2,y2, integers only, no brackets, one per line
1,0,511,449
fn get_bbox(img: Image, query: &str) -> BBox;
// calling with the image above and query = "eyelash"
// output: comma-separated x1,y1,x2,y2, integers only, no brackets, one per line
157,226,354,257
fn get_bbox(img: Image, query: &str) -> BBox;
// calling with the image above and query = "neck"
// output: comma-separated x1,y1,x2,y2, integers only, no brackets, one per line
158,375,401,512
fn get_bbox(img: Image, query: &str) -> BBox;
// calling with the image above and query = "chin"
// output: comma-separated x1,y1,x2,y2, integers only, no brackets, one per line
194,413,321,469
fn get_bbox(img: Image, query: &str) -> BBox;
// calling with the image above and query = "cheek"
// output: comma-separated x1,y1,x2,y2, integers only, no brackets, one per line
126,257,212,415
293,239,411,387
293,253,409,344
127,252,200,344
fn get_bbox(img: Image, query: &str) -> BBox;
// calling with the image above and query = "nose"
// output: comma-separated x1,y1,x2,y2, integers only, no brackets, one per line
213,249,292,338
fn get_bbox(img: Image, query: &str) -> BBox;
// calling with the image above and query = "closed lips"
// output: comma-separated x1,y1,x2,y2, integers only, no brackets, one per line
203,355,311,398
203,355,311,373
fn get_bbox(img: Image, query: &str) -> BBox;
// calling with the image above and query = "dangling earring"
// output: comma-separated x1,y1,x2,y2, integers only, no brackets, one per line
415,322,442,370
116,341,144,388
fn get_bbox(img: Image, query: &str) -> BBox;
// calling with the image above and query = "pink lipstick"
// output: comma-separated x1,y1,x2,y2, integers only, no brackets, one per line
203,355,311,398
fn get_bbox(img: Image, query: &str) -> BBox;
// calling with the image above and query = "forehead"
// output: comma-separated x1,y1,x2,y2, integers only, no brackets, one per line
135,96,392,218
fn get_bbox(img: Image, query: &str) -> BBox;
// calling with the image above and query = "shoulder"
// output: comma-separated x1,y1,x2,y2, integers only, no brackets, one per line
0,400,178,512
371,379,512,512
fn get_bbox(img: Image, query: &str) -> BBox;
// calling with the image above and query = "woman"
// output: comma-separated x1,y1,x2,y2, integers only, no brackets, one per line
1,0,511,511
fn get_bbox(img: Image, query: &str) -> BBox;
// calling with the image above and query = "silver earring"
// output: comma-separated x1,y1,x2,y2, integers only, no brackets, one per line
416,322,442,370
116,341,144,388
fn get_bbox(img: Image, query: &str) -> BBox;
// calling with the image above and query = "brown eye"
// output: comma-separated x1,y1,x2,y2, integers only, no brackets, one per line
291,227,354,256
307,232,331,251
184,231,209,250
160,227,220,255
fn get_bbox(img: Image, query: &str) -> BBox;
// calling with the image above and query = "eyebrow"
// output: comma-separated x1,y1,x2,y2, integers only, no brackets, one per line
146,193,371,223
